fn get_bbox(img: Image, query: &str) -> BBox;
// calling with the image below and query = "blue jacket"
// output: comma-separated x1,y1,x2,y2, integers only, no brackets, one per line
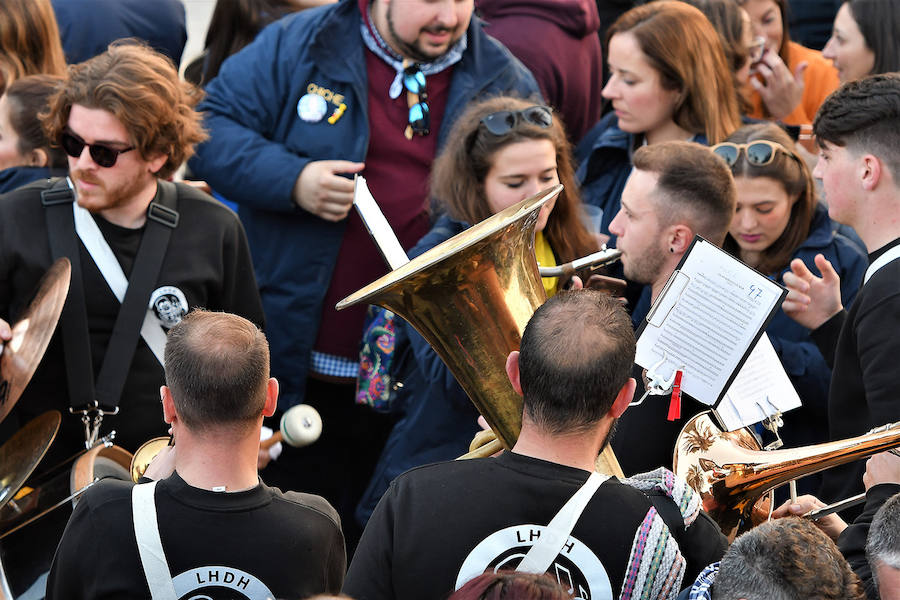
574,112,633,243
575,112,708,245
355,215,479,526
0,166,65,195
189,0,539,408
51,0,187,65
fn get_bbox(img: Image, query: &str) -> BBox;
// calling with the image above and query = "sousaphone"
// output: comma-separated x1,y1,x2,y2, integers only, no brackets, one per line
337,186,623,475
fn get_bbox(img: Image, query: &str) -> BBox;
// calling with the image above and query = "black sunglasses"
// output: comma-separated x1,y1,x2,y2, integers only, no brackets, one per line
403,64,430,137
711,141,798,168
60,130,135,168
480,105,553,136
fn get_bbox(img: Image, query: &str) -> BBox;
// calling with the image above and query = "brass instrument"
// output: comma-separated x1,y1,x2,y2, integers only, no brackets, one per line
130,436,171,482
337,187,624,476
674,411,900,539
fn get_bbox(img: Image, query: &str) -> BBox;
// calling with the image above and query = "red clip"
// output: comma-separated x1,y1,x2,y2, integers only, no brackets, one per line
667,369,683,421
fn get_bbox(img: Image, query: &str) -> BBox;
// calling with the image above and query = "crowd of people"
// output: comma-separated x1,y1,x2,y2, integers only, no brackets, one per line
1,0,900,599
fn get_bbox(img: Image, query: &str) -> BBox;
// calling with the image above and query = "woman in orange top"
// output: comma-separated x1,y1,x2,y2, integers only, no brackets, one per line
739,0,839,126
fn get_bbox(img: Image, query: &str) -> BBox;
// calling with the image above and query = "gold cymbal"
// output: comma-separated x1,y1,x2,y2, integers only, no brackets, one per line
0,411,61,511
0,258,71,424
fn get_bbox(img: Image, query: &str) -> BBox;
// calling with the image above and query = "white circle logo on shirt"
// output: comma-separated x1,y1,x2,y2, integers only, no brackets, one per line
172,566,274,600
149,286,188,329
455,525,612,600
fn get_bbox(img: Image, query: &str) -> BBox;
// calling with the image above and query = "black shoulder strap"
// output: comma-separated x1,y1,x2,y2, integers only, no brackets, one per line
93,181,179,412
41,178,95,411
646,490,688,541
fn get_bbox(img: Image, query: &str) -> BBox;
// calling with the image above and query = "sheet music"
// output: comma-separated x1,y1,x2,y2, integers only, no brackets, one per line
715,333,802,431
635,237,786,407
353,175,410,270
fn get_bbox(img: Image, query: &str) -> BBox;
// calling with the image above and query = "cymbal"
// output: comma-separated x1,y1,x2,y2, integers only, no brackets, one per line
0,411,61,512
0,258,71,424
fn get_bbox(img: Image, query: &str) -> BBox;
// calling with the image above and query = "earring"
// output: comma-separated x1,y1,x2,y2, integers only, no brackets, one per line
669,247,674,253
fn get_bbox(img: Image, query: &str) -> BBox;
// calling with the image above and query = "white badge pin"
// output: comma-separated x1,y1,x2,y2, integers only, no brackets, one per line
149,286,189,329
297,93,328,123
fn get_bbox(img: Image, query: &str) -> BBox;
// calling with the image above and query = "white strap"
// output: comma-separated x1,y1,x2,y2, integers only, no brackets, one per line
132,481,177,600
864,244,900,285
516,471,609,574
70,180,167,365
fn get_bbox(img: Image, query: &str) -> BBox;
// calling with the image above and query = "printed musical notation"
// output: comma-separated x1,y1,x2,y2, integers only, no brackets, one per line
636,236,787,408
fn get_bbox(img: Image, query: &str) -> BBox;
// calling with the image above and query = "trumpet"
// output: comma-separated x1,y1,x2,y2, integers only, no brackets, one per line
673,411,900,540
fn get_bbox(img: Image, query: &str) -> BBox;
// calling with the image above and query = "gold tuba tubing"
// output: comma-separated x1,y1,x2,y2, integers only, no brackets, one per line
337,187,559,450
674,412,900,539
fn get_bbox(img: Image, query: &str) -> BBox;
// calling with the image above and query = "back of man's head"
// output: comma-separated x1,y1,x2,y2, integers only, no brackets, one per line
164,310,269,433
632,141,736,245
814,73,900,185
518,290,635,435
43,41,207,179
867,492,900,596
712,518,865,600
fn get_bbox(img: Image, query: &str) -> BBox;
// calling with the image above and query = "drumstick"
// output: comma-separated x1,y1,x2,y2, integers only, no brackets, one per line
260,404,322,450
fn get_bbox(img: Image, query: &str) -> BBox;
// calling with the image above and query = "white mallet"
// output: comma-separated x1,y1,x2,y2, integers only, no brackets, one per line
260,404,322,449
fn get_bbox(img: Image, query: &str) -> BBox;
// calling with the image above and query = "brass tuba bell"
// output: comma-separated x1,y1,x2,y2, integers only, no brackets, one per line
674,411,900,539
336,186,622,475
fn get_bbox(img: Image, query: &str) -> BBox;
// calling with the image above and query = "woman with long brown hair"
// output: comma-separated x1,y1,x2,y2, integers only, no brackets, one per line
0,0,66,94
715,123,866,470
576,1,741,244
356,96,599,527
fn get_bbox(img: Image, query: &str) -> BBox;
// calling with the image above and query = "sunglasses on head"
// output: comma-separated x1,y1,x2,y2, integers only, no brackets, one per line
60,129,135,168
403,64,430,137
480,105,553,136
711,140,798,168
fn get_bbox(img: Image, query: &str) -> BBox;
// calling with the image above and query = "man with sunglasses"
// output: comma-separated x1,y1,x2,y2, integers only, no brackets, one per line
343,290,726,600
781,73,900,513
0,42,264,499
189,0,540,546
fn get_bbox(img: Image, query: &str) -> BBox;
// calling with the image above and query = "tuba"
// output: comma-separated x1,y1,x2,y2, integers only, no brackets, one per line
674,411,900,539
337,186,623,474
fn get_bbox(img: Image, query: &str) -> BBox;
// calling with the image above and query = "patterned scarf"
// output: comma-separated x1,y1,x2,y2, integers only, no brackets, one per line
360,2,467,99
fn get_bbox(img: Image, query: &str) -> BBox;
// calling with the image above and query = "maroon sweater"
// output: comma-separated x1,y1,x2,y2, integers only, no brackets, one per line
313,4,453,361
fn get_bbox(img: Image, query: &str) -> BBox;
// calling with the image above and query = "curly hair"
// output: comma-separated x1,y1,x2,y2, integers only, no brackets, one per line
720,123,816,275
43,41,207,179
0,0,66,94
430,95,598,272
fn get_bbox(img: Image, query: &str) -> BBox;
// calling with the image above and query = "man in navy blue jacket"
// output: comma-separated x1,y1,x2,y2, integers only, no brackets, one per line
189,0,539,546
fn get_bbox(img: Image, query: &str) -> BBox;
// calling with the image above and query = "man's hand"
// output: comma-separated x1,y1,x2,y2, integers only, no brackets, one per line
750,51,807,121
864,451,900,490
772,494,847,540
292,160,365,222
142,444,176,481
781,254,843,330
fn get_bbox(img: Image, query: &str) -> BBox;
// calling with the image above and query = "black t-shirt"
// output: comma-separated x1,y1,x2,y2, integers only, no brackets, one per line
0,179,265,465
46,472,346,599
344,451,726,600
